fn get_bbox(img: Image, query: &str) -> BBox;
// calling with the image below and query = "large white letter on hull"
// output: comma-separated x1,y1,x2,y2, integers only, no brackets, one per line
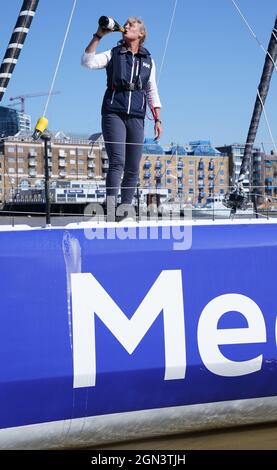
198,294,266,377
71,270,186,388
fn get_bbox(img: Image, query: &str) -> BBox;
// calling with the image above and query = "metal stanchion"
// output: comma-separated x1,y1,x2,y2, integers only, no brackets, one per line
41,134,51,226
136,183,140,222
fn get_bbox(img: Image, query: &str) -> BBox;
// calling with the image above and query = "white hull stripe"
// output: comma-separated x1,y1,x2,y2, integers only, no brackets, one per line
19,11,35,17
13,27,29,34
3,59,18,65
0,396,276,449
0,87,6,92
0,216,276,233
7,43,23,49
0,73,12,79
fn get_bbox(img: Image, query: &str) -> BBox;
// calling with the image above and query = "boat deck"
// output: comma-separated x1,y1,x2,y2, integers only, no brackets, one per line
0,211,277,231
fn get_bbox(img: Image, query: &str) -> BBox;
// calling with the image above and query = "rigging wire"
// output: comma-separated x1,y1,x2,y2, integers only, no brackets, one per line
145,0,178,124
42,0,77,117
157,0,178,85
230,0,277,194
144,0,185,188
257,88,277,155
230,0,277,73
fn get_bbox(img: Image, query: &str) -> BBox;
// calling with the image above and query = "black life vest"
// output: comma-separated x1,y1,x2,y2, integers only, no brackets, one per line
106,44,152,92
102,44,153,118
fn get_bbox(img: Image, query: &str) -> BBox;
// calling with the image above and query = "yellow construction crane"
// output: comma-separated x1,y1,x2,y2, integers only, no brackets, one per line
9,91,61,113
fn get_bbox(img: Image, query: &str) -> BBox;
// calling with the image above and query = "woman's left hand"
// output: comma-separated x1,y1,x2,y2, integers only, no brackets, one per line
154,121,162,141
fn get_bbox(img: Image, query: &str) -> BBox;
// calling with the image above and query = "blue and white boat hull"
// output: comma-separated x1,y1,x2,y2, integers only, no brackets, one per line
0,219,277,448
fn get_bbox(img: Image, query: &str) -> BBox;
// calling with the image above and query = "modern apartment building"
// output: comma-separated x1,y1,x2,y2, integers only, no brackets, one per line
257,151,277,204
216,143,264,190
216,143,277,205
0,106,31,137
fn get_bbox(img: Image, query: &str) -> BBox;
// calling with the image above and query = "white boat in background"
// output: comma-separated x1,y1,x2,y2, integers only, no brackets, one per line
193,196,255,218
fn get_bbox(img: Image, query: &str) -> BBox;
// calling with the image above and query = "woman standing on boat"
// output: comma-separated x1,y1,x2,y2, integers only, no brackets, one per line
82,17,162,220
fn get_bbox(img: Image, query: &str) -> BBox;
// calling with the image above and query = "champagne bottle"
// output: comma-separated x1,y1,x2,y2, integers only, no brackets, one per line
98,16,125,33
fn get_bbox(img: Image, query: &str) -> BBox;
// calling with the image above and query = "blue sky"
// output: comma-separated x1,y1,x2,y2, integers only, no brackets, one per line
0,0,276,151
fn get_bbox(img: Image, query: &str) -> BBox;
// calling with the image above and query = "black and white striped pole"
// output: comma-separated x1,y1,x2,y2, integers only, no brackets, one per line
0,0,40,102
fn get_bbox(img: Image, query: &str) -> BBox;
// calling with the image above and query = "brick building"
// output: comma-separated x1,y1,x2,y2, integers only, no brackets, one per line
0,134,229,206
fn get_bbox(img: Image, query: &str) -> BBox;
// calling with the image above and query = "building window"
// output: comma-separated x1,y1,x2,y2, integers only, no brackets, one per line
70,150,76,155
8,168,15,173
20,180,30,190
8,157,16,163
18,158,24,163
78,169,84,175
233,148,244,156
220,162,225,166
189,188,194,194
8,147,15,153
189,179,193,184
166,169,172,175
189,160,194,165
220,189,225,194
35,179,44,189
167,178,172,184
167,160,171,164
77,150,84,156
18,168,24,174
71,169,76,175
70,159,76,164
17,147,24,153
78,160,84,165
189,169,194,175
220,179,225,184
220,170,224,175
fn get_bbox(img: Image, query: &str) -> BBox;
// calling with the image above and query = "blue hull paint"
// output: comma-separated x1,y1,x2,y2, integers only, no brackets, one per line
0,222,277,430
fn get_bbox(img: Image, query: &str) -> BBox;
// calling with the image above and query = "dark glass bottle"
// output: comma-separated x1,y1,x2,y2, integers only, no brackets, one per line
98,16,125,33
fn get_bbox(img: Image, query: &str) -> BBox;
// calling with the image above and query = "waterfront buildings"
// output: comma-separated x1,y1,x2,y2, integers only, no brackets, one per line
0,134,230,205
140,141,229,204
0,134,100,203
0,133,274,207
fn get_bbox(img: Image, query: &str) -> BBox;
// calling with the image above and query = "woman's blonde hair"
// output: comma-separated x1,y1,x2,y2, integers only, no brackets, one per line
124,16,147,45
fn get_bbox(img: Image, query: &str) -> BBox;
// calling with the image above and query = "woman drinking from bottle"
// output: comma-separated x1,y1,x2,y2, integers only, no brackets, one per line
82,16,162,221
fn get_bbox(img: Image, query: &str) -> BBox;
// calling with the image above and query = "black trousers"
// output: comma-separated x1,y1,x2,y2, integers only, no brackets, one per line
102,112,144,205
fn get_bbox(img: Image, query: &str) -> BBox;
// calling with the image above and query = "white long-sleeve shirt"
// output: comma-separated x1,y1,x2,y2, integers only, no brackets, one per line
81,50,162,109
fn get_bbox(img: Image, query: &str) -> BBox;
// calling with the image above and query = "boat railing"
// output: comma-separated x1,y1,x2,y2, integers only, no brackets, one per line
0,183,277,226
